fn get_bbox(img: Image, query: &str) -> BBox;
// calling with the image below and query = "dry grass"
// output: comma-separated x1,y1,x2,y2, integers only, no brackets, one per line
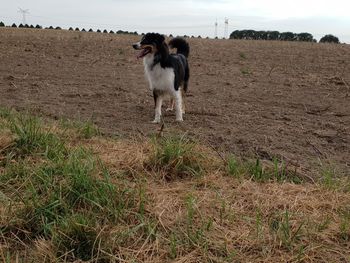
87,139,350,262
1,110,350,263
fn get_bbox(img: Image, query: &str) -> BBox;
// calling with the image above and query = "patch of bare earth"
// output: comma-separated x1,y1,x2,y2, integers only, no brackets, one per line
0,28,349,177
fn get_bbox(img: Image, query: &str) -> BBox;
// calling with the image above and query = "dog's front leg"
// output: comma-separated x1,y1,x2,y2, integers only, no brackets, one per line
153,92,162,123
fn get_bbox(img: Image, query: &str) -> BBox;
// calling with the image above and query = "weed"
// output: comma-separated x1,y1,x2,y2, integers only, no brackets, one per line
53,213,99,261
255,209,263,239
59,118,100,139
148,135,203,180
240,67,250,75
321,166,338,190
270,210,304,250
339,209,350,242
248,159,266,181
227,155,240,177
170,233,178,259
239,52,246,59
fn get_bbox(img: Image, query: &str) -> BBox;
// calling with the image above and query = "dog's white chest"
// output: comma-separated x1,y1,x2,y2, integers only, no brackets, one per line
143,58,174,91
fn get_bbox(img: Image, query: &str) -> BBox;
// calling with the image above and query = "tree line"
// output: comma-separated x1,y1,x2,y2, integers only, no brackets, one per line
0,21,138,35
230,29,340,43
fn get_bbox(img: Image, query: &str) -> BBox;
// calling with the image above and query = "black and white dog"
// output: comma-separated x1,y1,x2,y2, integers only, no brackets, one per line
132,33,190,123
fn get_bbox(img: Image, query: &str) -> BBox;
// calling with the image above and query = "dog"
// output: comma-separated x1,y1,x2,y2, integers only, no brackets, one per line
132,33,190,123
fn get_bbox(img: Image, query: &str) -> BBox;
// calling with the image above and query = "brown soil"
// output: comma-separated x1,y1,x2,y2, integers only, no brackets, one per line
0,28,349,175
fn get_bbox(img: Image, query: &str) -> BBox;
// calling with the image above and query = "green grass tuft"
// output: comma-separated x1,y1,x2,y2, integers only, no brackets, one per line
148,135,204,180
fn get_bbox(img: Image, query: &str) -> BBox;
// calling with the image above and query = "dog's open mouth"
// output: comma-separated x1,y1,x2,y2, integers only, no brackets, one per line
137,47,152,59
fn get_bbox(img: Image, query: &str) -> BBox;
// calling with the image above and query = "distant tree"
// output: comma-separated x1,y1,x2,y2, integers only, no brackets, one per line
68,27,73,31
48,26,54,29
24,24,29,28
19,23,24,28
55,26,62,30
35,24,42,29
267,31,280,40
11,23,17,28
116,30,123,34
30,24,34,28
319,34,339,44
81,28,86,32
133,31,138,35
0,21,5,27
75,27,80,31
198,35,202,38
97,29,101,33
109,30,114,34
297,32,314,42
103,29,108,33
230,30,243,39
257,31,268,40
279,32,296,41
88,28,93,32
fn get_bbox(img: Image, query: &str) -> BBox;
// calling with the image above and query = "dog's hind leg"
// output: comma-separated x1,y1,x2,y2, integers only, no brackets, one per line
166,99,175,112
174,91,183,122
181,88,186,114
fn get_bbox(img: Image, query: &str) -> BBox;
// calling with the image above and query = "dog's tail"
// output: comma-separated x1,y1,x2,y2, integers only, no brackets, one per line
169,37,190,58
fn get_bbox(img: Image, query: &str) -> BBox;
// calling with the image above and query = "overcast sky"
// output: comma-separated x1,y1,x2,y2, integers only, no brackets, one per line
1,0,350,42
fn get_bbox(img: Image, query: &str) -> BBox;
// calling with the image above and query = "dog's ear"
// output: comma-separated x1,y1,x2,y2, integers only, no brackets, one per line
156,34,165,45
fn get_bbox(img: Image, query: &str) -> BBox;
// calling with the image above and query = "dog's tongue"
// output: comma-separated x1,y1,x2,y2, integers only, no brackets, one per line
137,49,147,59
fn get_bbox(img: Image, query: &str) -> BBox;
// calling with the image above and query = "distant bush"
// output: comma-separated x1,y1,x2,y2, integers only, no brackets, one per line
30,24,34,28
320,34,340,44
68,27,73,31
81,28,86,32
88,28,93,32
19,23,24,28
103,29,108,33
96,29,101,33
75,27,80,31
24,24,29,28
0,21,4,27
48,26,54,29
55,26,62,30
35,24,42,29
109,30,114,34
11,23,17,28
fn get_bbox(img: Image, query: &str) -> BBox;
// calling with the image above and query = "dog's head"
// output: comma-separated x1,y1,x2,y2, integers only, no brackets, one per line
132,33,165,59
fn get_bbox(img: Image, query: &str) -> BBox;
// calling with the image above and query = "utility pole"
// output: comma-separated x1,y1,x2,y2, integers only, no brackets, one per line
224,18,229,39
214,19,218,38
18,8,30,25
